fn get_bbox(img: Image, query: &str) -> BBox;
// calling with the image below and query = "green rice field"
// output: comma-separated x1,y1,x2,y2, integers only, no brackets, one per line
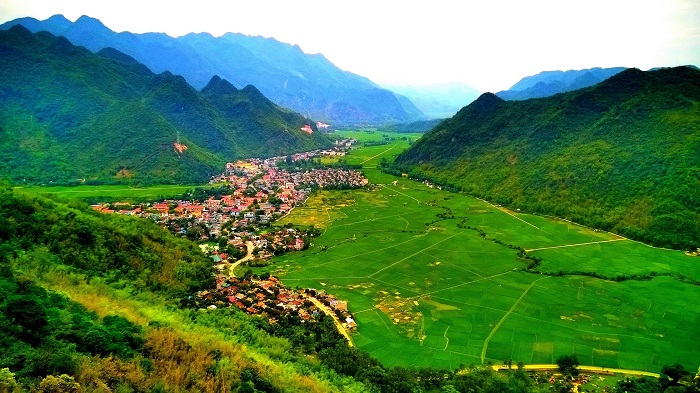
13,183,212,201
264,130,700,372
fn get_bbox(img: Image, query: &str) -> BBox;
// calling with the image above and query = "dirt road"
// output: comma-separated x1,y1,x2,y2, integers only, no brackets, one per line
491,364,660,378
304,295,355,347
228,241,255,277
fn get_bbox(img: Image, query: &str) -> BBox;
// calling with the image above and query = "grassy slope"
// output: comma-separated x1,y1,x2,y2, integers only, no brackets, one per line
393,67,700,250
262,131,700,372
0,186,365,392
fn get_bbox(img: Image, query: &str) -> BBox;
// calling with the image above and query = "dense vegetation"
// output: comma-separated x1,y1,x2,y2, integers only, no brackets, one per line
0,185,351,392
0,15,425,125
0,26,331,185
392,67,700,249
0,269,144,385
0,185,213,297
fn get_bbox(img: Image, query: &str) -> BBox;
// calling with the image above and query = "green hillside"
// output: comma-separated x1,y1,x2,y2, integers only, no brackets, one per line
0,26,331,185
392,67,700,249
0,185,357,392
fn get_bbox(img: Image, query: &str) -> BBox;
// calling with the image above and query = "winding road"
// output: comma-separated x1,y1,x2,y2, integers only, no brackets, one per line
228,241,255,277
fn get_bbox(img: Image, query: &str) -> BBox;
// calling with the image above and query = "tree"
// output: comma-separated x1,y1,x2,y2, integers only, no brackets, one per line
616,376,661,393
3,296,47,342
441,385,460,393
0,368,20,393
555,354,579,377
659,364,691,391
37,375,82,393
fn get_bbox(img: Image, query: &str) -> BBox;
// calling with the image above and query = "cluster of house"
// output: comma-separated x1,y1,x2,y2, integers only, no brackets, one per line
205,227,315,262
196,275,357,330
93,147,367,264
248,227,314,259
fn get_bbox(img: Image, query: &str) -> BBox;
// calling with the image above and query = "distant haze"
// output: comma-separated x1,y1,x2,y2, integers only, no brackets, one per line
0,0,698,92
385,83,482,119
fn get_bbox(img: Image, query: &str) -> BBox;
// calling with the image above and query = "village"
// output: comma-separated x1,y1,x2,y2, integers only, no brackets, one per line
92,140,362,337
191,274,357,333
92,138,363,262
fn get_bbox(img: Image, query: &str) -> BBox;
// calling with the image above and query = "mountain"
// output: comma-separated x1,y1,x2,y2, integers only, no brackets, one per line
386,83,481,118
496,67,628,100
379,119,444,133
0,15,426,126
392,67,700,249
0,26,331,185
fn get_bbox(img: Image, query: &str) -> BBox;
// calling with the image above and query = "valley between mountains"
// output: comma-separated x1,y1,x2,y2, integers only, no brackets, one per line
0,11,698,393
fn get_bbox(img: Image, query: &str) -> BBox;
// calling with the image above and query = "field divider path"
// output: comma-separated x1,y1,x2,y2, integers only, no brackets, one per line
475,197,541,230
281,276,367,282
443,326,450,350
298,232,430,270
331,209,423,227
374,309,393,332
422,251,484,277
378,184,422,204
422,271,513,297
368,233,460,278
360,144,398,164
434,292,671,345
525,238,628,252
480,276,551,364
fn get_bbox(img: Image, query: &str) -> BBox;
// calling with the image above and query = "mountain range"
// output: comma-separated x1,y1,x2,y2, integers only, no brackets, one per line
496,67,628,100
0,14,425,126
393,67,700,249
385,83,482,119
0,25,332,185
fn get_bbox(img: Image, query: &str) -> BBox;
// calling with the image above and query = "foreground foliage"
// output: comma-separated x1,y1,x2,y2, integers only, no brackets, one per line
0,186,213,297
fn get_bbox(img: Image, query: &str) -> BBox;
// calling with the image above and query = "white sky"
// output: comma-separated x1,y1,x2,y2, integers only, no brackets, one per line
1,0,698,92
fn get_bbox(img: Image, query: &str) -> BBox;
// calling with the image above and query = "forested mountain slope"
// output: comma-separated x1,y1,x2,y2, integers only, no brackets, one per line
1,15,425,125
0,26,330,184
393,67,700,249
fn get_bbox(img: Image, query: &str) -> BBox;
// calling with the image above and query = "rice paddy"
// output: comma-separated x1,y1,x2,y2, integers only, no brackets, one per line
264,131,700,372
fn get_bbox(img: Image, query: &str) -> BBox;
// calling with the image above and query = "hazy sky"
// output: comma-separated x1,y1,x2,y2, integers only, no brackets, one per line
1,0,698,92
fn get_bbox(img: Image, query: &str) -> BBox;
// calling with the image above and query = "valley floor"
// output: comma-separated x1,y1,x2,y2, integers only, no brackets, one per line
260,131,700,372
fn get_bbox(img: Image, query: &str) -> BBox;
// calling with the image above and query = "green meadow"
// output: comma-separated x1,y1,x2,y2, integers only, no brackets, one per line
265,131,700,372
13,183,213,201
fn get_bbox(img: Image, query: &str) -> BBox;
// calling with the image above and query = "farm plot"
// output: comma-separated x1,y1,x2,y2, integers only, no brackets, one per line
531,240,700,282
260,133,700,372
488,276,700,372
14,183,212,201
